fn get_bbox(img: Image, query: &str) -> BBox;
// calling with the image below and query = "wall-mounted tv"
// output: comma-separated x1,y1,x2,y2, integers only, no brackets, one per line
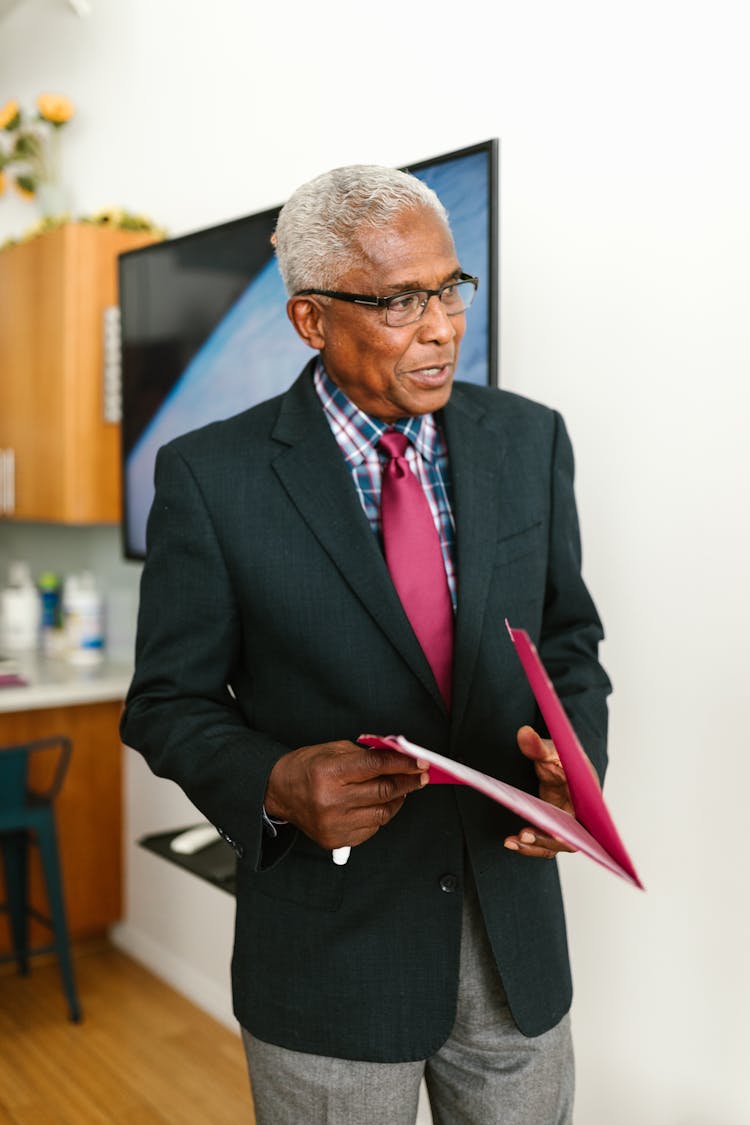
118,138,499,560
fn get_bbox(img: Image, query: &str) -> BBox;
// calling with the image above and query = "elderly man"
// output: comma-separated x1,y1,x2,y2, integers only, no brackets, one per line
121,164,611,1125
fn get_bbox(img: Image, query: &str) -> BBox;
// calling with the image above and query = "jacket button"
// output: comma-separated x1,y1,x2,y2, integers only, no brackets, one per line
439,874,458,893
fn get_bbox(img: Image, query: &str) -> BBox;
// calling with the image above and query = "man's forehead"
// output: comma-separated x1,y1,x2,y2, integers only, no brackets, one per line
348,212,459,288
381,266,464,294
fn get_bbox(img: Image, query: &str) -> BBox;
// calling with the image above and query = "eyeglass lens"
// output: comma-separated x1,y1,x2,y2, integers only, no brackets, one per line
385,280,476,326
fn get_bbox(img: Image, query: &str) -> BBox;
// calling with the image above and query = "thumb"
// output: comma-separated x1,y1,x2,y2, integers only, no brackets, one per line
519,724,548,760
516,725,558,764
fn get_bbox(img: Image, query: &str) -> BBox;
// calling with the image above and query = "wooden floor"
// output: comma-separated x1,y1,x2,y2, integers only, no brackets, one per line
0,942,254,1123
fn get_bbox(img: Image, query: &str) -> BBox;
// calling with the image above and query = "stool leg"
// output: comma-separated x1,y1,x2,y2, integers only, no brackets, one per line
1,832,29,974
35,818,82,1022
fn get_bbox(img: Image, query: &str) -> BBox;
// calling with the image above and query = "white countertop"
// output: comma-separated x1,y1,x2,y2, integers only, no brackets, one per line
0,652,133,713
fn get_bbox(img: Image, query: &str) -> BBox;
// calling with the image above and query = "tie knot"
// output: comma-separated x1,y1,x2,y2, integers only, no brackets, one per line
379,430,410,460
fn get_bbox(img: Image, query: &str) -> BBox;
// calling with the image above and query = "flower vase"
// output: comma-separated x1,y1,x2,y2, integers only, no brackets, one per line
36,126,69,218
36,179,69,218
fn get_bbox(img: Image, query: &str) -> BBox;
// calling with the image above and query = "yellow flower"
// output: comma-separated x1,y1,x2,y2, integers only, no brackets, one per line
14,175,37,199
36,93,75,126
0,170,6,195
90,206,124,226
0,98,21,130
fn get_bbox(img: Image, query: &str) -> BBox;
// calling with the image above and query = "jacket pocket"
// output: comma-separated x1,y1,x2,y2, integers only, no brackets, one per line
247,834,346,912
494,518,544,567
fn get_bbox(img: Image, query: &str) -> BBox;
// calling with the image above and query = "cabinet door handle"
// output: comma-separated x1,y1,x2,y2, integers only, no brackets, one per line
7,448,15,513
102,305,122,423
2,448,15,515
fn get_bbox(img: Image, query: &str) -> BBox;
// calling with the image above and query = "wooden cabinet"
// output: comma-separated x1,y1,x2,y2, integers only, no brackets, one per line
0,224,155,523
0,699,123,952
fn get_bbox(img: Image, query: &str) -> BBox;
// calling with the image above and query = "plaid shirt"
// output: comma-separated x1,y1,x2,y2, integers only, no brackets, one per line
313,361,457,608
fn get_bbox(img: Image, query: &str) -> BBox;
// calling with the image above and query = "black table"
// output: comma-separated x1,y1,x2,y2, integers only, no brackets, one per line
139,827,237,895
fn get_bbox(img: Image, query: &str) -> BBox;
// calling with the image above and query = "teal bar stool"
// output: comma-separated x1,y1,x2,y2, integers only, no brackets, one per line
0,735,82,1021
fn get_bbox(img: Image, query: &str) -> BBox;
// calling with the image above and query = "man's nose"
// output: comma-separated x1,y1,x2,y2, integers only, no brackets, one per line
417,293,458,343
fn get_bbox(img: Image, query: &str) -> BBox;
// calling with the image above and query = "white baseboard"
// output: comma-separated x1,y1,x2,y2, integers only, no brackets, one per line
109,920,238,1033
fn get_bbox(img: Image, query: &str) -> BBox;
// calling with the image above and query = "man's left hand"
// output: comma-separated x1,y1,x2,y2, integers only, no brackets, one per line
503,725,577,859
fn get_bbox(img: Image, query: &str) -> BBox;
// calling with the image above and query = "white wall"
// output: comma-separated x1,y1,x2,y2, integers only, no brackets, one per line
1,2,748,1122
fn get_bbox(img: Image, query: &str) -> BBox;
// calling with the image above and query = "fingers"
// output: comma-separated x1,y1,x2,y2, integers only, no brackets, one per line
504,827,577,859
516,724,601,790
328,792,411,849
313,783,421,850
516,725,568,792
265,740,429,851
319,742,429,806
516,724,559,765
348,743,429,781
319,757,428,848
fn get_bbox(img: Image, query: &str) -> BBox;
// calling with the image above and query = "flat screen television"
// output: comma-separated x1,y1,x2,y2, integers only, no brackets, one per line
118,138,499,560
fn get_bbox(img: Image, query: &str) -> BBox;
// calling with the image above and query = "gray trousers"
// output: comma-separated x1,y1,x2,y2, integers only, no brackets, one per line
242,872,574,1125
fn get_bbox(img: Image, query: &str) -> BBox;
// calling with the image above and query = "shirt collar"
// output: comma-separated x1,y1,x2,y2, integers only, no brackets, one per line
313,359,441,467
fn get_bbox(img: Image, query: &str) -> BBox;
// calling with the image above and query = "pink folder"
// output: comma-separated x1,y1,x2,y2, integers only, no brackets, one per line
359,621,643,889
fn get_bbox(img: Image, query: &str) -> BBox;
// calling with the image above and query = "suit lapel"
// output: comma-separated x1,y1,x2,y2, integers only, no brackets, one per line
270,366,446,711
442,388,504,732
446,383,556,742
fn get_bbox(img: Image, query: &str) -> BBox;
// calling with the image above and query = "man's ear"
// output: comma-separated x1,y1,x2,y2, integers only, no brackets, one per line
287,296,326,350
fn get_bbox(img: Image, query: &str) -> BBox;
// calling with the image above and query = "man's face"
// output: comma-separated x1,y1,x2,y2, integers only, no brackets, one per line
289,207,467,422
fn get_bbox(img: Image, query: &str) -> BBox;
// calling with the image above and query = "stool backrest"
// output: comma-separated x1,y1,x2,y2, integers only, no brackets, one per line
0,736,72,813
0,749,28,811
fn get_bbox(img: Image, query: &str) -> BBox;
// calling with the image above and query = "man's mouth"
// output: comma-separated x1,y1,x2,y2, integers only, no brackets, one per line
405,363,453,383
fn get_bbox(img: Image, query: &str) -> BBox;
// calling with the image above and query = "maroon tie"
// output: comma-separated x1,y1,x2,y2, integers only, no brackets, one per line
379,430,454,708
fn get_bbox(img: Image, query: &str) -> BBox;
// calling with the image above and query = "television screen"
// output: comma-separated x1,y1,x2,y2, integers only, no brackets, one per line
119,139,499,560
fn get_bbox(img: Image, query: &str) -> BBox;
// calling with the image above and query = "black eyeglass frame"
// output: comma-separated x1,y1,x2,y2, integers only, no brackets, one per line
295,272,480,325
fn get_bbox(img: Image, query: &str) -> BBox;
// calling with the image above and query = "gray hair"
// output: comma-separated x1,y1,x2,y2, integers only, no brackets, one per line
272,164,450,295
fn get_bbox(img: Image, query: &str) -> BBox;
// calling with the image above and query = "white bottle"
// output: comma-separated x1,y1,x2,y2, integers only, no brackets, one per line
0,560,41,651
63,571,105,665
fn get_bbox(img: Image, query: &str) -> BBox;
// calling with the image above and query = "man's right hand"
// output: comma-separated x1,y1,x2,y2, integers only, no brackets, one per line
264,740,429,851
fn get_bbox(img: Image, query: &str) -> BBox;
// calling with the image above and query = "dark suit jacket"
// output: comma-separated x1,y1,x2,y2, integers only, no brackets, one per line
121,360,611,1062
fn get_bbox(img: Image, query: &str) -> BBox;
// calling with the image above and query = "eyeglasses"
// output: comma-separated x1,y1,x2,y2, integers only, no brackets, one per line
295,273,479,327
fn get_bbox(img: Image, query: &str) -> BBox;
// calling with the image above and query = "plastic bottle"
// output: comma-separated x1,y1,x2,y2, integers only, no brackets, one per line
0,560,41,651
38,570,65,657
63,571,105,665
